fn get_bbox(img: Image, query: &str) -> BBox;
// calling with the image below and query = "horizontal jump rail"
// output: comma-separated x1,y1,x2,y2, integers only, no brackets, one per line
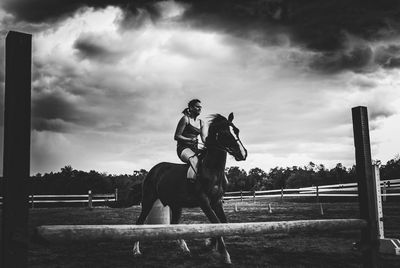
36,219,366,243
31,199,115,203
34,195,89,198
223,193,359,200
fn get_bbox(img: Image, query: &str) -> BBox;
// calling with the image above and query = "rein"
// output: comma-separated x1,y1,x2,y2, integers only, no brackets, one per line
203,136,241,155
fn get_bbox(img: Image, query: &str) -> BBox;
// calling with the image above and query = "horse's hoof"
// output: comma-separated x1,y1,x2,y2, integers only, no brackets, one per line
132,248,142,257
222,253,232,265
205,238,218,251
223,259,232,265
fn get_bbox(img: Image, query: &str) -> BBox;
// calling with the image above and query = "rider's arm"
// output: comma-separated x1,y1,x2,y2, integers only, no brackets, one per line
174,116,195,143
200,119,207,143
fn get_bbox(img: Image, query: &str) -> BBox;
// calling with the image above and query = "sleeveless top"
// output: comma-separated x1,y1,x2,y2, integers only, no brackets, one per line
176,118,201,157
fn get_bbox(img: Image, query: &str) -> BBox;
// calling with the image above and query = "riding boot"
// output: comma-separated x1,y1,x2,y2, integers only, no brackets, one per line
186,168,197,184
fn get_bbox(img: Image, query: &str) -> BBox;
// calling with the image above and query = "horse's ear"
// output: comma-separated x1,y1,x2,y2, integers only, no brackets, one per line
228,112,234,122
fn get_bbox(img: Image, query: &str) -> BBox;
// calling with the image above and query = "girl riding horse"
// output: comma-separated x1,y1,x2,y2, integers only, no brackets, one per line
174,99,207,183
133,112,247,264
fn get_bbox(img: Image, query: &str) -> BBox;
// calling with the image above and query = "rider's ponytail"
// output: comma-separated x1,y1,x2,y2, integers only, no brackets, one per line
182,108,190,116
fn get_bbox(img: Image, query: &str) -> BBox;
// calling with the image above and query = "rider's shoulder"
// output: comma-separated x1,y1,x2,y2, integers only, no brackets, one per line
179,115,190,124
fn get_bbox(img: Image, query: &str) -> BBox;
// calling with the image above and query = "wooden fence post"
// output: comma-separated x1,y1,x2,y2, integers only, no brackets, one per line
280,187,284,202
88,190,93,209
31,194,34,209
240,190,243,202
114,188,118,202
352,106,379,267
1,31,32,268
382,182,387,202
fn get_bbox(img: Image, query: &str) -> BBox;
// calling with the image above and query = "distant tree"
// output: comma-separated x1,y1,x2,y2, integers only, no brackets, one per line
286,169,314,188
247,168,267,191
133,169,148,184
344,165,357,183
328,163,347,185
381,155,400,179
60,165,73,177
268,167,291,189
225,166,247,191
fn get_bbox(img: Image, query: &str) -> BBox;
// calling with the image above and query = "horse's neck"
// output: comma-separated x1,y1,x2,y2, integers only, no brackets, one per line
203,148,227,172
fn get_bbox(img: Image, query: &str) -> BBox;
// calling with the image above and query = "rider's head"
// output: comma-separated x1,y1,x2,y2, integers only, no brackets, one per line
183,99,202,117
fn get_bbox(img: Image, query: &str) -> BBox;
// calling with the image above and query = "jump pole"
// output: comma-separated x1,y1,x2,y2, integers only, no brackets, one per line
36,219,366,243
1,31,32,268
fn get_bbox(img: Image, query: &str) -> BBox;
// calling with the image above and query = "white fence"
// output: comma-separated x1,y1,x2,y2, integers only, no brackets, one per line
224,179,400,201
0,189,118,208
1,179,399,207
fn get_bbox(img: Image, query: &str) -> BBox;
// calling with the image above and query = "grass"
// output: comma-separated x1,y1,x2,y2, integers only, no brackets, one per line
2,199,400,267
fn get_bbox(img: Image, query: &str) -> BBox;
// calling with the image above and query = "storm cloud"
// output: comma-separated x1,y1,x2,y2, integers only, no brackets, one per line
73,34,126,63
2,0,400,73
1,1,400,174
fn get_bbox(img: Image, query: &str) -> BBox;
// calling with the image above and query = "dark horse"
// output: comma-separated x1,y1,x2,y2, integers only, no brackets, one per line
133,113,247,264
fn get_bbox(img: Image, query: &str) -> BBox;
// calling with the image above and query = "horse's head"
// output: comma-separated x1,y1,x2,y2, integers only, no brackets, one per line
206,113,247,161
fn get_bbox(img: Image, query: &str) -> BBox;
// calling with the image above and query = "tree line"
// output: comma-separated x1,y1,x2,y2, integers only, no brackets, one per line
226,157,400,192
1,156,399,205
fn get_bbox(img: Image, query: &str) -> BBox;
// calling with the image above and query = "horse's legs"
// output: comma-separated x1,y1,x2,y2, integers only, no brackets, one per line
198,196,231,264
132,193,157,256
210,201,229,254
171,207,190,255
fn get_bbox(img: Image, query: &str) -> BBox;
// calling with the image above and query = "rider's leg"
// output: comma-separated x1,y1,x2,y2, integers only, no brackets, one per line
180,148,198,181
187,155,199,180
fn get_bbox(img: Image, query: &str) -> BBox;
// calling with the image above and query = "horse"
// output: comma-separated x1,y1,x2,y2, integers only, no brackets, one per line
132,112,247,264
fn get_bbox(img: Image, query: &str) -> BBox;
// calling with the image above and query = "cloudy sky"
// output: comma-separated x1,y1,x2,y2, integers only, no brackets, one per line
1,0,400,175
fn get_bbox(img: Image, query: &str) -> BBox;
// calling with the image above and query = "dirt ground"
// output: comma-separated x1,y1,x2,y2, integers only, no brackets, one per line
3,199,400,267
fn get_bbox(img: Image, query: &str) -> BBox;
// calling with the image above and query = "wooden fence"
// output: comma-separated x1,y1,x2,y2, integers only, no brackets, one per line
0,189,118,208
223,178,400,202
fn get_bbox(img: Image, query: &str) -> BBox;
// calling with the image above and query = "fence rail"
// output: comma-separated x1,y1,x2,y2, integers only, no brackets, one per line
224,178,400,201
0,189,118,208
1,179,399,207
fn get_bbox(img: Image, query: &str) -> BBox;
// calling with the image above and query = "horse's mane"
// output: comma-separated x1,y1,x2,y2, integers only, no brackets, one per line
208,114,228,128
205,114,228,145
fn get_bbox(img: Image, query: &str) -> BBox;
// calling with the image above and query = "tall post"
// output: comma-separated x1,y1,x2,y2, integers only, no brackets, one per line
373,164,400,255
372,164,384,239
352,106,379,267
1,31,32,268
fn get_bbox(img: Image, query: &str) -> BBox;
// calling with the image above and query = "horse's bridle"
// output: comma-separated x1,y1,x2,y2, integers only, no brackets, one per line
207,131,242,155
